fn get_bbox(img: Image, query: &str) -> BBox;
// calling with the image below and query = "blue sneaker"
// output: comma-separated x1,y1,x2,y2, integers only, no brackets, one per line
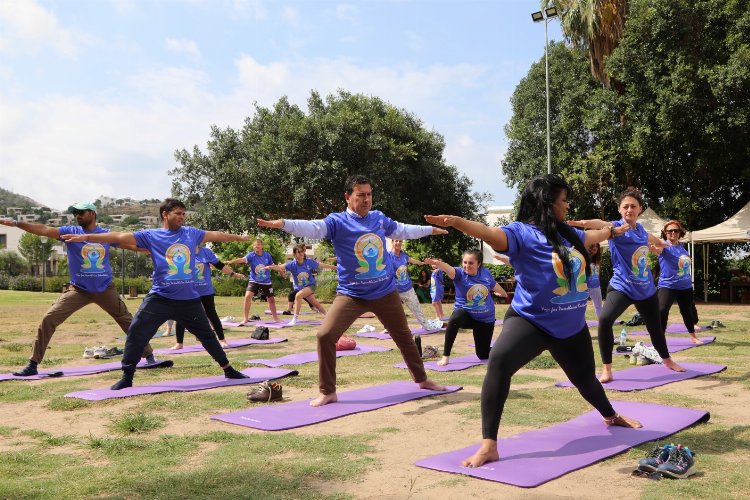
638,443,673,472
657,445,695,479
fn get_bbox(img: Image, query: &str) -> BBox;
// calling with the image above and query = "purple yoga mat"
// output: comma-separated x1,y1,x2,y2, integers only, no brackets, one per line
614,336,715,356
587,320,599,327
246,345,392,367
253,319,322,328
212,381,462,431
152,338,287,356
556,362,726,391
354,327,444,340
64,367,298,400
0,359,173,382
264,310,314,315
415,400,709,488
666,323,713,334
395,354,486,372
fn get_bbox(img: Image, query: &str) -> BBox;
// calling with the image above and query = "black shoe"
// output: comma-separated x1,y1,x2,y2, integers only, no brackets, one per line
282,310,293,315
414,335,422,357
224,366,250,379
110,377,133,390
13,363,38,377
250,315,261,321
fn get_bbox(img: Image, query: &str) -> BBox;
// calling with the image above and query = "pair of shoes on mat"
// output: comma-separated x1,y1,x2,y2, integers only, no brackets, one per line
94,346,123,359
357,324,376,333
638,444,695,479
423,319,444,330
421,345,440,359
220,316,236,322
709,320,725,328
247,380,283,402
631,342,662,364
83,346,105,359
282,310,293,315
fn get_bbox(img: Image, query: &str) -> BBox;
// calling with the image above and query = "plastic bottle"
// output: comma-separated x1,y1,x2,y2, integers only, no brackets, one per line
619,327,628,346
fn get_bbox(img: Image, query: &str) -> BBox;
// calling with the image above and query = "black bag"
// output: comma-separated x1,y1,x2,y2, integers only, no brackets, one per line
251,326,270,340
625,313,644,327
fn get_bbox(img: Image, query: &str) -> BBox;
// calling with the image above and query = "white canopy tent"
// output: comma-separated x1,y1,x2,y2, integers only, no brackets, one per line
689,201,750,302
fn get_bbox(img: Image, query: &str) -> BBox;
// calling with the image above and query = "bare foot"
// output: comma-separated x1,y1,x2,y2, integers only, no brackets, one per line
171,343,183,350
663,358,686,372
603,413,643,428
437,356,449,367
690,336,704,344
461,440,499,468
598,364,613,384
310,393,338,407
418,379,447,391
219,340,230,348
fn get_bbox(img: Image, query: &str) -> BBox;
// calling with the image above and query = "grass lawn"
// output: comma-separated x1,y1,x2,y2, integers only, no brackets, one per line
0,290,748,499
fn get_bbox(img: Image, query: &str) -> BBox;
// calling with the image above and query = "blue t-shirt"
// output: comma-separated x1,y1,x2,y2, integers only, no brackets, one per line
587,263,601,289
608,220,656,300
390,251,413,293
58,225,118,293
324,210,399,299
284,258,320,290
452,267,496,323
658,243,693,290
244,251,274,284
502,221,589,338
194,247,220,296
134,226,205,300
430,269,444,302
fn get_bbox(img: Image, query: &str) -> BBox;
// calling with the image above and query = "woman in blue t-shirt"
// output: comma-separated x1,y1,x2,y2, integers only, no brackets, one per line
425,251,507,366
426,174,641,469
570,188,685,383
429,265,446,321
652,220,702,344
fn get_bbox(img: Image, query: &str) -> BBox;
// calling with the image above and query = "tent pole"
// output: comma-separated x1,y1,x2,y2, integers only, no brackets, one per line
703,244,709,303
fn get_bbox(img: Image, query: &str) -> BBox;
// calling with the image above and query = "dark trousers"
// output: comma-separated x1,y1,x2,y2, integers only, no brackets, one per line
658,287,697,334
443,308,495,359
481,307,615,440
598,286,669,364
175,294,224,343
122,293,229,376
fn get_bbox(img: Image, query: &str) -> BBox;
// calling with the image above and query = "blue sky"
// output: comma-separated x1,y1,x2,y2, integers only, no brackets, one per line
0,0,563,211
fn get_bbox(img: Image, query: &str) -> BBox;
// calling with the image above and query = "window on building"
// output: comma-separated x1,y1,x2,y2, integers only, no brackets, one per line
0,234,6,249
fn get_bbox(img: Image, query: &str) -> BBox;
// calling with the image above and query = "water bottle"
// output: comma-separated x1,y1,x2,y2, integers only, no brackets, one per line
619,327,628,346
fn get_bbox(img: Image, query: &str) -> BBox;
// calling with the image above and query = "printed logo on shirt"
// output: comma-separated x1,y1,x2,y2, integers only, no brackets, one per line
196,262,207,282
354,233,386,279
630,246,651,281
296,271,310,287
677,255,691,277
165,243,193,280
80,243,106,273
254,264,269,281
551,248,590,304
395,265,409,285
465,284,489,310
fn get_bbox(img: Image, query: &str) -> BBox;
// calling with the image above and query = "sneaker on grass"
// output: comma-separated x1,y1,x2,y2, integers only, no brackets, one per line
247,380,283,402
631,341,662,364
657,445,696,479
638,444,674,472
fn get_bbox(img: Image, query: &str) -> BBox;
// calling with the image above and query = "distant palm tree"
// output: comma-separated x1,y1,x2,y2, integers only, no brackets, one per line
549,0,628,90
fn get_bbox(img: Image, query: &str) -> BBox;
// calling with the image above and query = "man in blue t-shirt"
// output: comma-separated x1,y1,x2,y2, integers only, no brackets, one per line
62,198,251,389
1,202,157,377
225,239,280,324
257,175,448,407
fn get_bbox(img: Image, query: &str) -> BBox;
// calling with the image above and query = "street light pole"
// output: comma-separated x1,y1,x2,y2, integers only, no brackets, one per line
531,7,559,175
39,235,48,293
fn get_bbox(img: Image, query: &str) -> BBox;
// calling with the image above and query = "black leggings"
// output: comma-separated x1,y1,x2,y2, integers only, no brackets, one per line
443,308,494,359
176,294,224,343
481,307,615,440
658,288,697,334
598,286,669,364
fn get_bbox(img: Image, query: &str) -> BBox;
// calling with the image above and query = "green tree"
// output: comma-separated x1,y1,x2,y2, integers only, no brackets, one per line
0,250,29,275
122,215,141,226
171,90,486,263
17,233,55,273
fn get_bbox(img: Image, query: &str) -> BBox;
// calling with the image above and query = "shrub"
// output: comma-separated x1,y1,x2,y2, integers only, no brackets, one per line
314,271,339,302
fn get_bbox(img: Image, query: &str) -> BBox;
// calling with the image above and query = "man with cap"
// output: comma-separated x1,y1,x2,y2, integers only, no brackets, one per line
0,202,156,376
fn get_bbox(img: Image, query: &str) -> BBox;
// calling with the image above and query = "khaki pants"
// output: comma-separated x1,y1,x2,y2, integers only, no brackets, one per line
30,283,152,363
317,290,426,395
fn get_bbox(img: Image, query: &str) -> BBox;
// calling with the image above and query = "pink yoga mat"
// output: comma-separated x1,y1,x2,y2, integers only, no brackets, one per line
64,367,298,400
395,354,486,372
246,345,392,367
556,362,726,391
211,381,462,431
416,400,709,488
0,358,173,382
152,338,287,356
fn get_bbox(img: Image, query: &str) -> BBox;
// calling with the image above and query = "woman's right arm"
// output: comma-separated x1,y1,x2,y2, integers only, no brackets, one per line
424,215,508,252
424,258,456,280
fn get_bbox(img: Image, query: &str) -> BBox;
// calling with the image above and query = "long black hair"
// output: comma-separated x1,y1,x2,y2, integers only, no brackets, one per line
516,174,590,280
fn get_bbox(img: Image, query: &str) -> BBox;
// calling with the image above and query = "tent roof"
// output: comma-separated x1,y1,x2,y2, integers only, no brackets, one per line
690,201,750,243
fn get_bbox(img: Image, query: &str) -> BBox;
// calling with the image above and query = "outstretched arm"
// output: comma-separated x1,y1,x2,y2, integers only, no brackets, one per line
318,263,337,271
568,218,611,230
258,218,328,239
0,220,60,239
424,215,508,252
492,282,508,298
61,231,136,246
424,258,456,280
408,257,426,266
647,233,669,249
224,257,248,265
202,231,251,244
582,224,630,246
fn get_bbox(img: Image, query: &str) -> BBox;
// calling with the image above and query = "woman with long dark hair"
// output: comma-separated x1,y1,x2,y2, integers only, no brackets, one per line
426,174,641,468
570,188,685,382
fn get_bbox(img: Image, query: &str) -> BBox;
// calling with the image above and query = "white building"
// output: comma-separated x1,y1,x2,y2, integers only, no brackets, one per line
482,205,514,264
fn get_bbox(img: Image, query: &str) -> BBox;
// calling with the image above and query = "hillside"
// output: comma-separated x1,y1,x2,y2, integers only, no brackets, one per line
0,187,46,213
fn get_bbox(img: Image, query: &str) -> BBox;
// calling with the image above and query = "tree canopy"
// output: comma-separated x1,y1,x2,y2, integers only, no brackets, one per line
172,90,488,262
503,0,750,229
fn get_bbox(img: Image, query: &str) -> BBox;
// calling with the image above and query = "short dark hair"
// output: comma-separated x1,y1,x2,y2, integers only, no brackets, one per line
463,248,483,266
344,175,371,195
159,198,186,220
619,187,644,207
